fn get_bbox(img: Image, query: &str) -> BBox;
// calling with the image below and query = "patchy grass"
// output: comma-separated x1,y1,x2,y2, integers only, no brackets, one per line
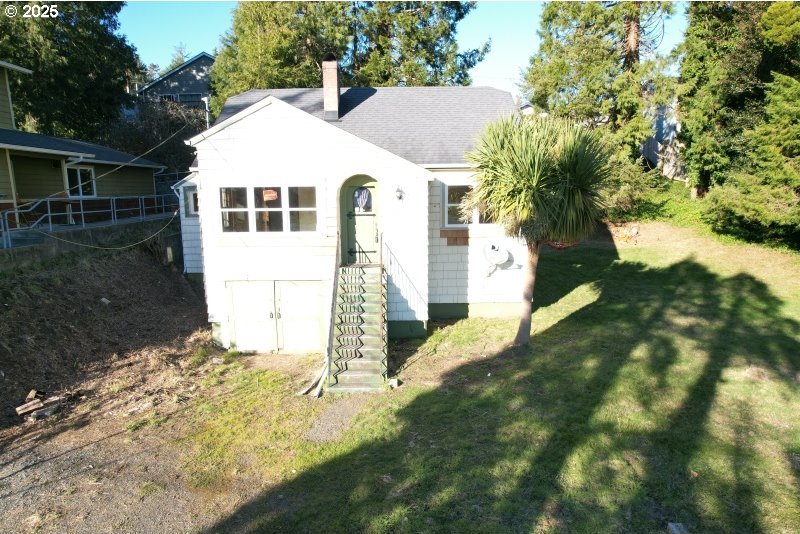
189,347,210,368
222,350,242,364
107,378,132,395
181,224,800,533
138,481,167,498
126,411,168,433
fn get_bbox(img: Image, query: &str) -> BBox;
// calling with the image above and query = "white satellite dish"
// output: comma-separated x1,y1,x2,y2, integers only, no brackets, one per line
483,242,510,265
483,242,511,277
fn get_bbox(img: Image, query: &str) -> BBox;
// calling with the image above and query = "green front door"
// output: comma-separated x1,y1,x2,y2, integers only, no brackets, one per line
344,182,378,264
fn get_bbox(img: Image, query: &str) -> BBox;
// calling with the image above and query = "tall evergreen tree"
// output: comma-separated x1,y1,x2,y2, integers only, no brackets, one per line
679,3,761,191
211,1,352,112
522,1,673,215
523,1,673,160
351,2,486,87
210,2,487,114
0,1,139,140
160,43,192,75
679,2,800,245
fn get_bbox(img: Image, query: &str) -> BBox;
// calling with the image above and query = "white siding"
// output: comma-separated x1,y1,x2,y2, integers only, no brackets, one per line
176,176,203,274
193,97,430,349
428,169,527,309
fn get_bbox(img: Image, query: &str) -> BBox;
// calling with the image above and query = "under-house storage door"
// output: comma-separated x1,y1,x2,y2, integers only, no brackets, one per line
275,281,324,352
227,281,279,352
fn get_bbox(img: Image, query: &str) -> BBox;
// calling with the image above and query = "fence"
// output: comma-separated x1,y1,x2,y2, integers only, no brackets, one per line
1,194,179,248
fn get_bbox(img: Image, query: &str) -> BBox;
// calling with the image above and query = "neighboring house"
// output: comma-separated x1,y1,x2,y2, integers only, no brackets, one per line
642,102,686,181
0,60,167,247
186,59,524,390
137,52,214,109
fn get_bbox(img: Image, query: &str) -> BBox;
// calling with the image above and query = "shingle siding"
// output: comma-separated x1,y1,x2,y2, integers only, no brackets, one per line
177,180,203,274
427,170,528,310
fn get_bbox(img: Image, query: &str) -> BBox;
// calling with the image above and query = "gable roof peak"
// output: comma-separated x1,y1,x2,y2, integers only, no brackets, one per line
138,52,215,94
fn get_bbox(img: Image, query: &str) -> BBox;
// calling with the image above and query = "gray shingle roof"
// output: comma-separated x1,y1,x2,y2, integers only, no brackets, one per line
0,128,163,168
215,86,516,165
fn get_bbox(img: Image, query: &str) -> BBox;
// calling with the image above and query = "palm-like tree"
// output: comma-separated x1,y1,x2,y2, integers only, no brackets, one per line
464,115,611,346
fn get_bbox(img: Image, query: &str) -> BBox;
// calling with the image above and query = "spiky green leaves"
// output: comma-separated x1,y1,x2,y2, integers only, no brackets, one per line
465,115,611,245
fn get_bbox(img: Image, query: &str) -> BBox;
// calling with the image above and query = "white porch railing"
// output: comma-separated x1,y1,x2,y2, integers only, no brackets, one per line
0,194,178,249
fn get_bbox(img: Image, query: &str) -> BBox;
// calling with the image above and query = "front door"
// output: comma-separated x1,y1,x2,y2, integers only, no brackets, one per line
344,182,378,264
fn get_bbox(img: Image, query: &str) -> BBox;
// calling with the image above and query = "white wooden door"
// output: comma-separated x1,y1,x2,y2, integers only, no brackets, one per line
227,280,323,353
276,281,324,352
227,281,279,352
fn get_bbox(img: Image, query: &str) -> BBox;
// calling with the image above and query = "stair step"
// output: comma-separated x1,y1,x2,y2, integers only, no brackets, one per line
340,265,383,273
335,333,383,346
335,323,382,336
334,346,385,360
337,302,384,313
334,371,384,385
327,383,383,393
336,313,384,324
336,359,385,372
338,271,383,281
338,293,383,304
338,287,384,297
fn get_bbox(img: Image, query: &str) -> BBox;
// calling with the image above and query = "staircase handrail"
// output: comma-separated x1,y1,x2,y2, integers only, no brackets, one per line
321,231,342,395
381,240,427,316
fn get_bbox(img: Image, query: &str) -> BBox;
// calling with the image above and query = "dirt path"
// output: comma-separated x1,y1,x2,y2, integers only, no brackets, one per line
0,421,205,533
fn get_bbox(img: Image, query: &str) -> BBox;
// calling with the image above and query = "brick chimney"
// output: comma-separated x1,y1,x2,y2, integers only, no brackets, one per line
322,56,340,121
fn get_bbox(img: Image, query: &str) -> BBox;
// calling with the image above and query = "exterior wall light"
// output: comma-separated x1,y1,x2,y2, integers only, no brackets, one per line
395,186,404,200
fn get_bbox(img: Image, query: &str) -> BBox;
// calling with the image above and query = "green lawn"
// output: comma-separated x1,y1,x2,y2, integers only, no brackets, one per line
182,224,800,534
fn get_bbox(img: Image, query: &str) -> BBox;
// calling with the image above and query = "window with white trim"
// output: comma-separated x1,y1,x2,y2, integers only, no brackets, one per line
254,186,283,232
220,187,248,232
254,186,317,232
66,166,96,198
287,186,317,231
183,186,198,217
444,184,492,226
219,187,318,233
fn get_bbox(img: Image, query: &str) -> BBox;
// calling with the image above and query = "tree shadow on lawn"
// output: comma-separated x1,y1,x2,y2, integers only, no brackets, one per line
200,247,800,534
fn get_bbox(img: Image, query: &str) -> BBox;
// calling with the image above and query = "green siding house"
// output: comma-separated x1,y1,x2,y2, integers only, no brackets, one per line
0,60,164,217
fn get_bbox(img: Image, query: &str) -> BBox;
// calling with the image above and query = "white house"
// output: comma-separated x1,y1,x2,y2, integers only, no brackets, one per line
173,173,203,279
185,59,526,390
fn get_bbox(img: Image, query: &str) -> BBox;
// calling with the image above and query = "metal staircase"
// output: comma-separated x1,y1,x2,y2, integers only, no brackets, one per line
327,265,387,392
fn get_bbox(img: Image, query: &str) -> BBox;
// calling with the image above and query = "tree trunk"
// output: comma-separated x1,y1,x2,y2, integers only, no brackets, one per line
622,2,641,71
513,240,542,347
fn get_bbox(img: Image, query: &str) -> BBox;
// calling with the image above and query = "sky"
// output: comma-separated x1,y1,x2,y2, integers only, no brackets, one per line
119,1,689,97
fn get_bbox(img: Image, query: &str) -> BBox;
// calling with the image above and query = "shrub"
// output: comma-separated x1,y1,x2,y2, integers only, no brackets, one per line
703,173,800,245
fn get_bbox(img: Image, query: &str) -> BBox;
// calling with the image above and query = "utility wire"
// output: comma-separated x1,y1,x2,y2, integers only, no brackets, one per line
8,103,198,248
13,121,190,212
31,209,179,251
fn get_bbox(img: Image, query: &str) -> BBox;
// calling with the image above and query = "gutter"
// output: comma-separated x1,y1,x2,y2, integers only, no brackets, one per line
79,158,164,170
0,143,93,159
